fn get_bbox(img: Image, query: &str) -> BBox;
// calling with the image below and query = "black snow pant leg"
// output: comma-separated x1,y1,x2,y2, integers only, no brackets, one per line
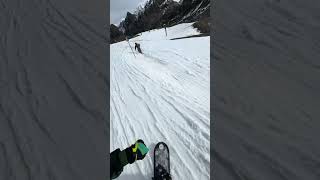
110,149,124,179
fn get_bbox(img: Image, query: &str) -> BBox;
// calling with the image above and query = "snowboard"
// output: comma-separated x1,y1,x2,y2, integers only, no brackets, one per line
153,142,171,180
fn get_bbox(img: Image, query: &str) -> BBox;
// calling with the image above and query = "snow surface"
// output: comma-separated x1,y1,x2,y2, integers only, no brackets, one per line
110,23,210,180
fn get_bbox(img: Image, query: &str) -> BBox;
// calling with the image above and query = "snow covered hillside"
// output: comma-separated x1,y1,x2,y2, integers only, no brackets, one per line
110,23,210,180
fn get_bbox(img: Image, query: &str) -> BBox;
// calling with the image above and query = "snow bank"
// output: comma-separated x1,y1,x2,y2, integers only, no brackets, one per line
132,23,201,41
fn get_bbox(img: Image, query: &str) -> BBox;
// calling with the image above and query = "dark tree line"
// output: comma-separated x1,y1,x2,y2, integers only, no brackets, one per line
110,0,210,43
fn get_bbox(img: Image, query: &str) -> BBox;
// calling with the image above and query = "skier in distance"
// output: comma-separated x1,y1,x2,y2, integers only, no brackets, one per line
135,42,143,54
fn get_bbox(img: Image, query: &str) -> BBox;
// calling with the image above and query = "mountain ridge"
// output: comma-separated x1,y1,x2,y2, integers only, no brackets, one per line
110,0,210,43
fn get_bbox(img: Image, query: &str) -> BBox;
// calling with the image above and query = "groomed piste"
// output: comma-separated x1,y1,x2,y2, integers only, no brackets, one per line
110,23,210,180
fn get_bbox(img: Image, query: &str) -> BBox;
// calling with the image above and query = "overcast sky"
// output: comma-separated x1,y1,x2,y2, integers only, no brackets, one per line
110,0,147,25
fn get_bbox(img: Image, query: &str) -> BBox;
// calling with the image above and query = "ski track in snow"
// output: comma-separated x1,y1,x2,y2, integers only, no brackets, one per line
111,23,210,180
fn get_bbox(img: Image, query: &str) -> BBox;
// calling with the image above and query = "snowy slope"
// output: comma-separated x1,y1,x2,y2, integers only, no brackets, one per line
110,23,210,180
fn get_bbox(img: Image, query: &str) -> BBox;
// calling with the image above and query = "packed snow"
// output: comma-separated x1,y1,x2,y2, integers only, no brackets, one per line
110,23,210,180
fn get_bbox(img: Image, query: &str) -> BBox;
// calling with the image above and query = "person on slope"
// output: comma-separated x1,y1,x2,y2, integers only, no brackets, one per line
135,43,143,54
111,139,149,179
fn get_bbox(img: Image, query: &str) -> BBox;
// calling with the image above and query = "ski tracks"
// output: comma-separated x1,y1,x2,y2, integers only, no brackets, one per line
111,34,210,179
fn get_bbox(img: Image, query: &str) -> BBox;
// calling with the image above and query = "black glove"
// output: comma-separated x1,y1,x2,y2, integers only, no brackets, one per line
125,139,149,164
